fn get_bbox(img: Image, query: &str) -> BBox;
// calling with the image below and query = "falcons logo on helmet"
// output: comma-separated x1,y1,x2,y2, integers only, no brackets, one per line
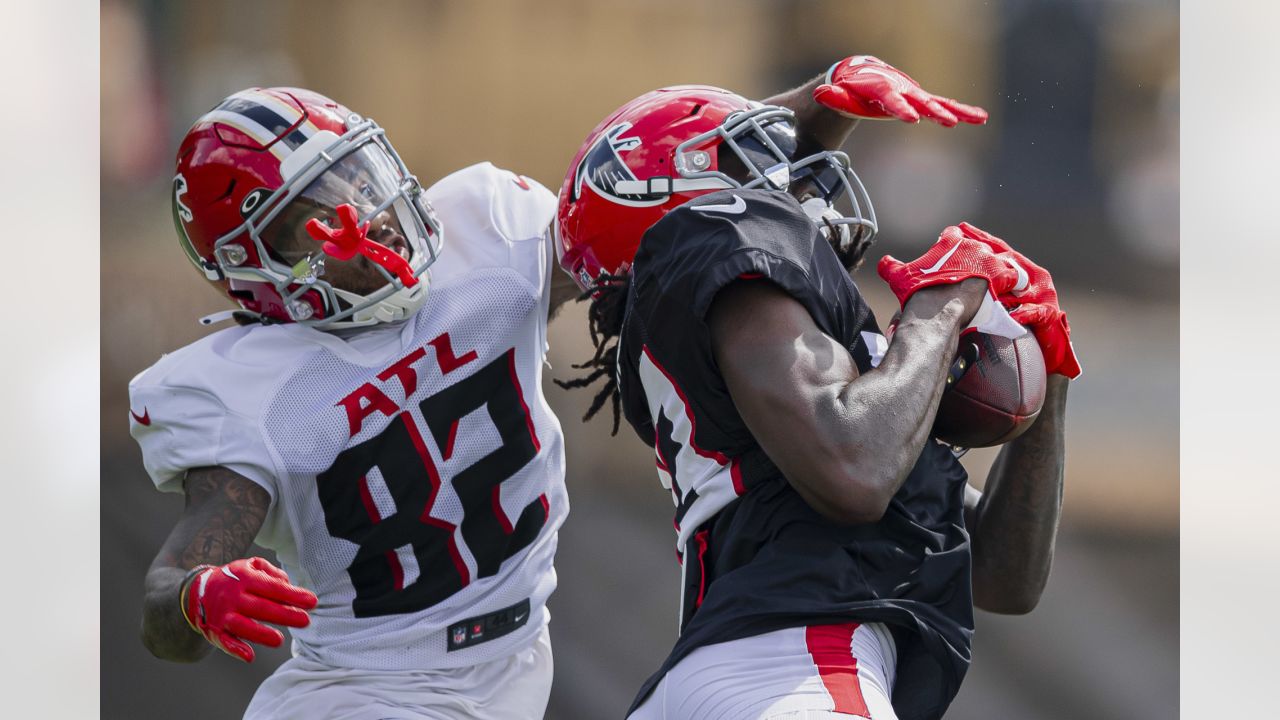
571,123,666,208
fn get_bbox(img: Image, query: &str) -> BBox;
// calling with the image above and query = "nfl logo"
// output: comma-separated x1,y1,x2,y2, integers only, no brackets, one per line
452,627,466,645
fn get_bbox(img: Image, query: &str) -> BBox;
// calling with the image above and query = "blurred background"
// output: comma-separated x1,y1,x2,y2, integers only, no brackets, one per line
101,1,1178,718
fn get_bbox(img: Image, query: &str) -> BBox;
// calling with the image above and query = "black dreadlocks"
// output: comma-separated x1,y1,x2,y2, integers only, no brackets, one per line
553,273,631,436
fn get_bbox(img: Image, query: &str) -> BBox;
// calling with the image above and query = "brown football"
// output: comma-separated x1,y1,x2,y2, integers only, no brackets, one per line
932,328,1047,448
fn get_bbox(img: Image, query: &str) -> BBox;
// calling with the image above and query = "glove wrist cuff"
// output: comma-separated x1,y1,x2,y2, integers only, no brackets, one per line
178,564,214,633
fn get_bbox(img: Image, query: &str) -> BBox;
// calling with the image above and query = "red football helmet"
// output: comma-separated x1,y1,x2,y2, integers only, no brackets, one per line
172,87,443,328
555,85,877,290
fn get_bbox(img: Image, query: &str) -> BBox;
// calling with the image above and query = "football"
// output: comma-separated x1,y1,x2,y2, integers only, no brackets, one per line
932,327,1047,448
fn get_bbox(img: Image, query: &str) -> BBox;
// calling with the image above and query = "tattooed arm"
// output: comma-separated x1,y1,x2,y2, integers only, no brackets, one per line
965,375,1069,614
140,466,270,662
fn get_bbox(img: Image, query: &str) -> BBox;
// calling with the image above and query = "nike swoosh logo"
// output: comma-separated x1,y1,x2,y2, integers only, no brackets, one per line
693,195,746,215
514,612,527,623
920,242,961,274
130,407,151,426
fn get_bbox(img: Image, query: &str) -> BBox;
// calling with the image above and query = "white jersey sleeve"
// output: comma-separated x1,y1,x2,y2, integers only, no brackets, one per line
128,329,282,501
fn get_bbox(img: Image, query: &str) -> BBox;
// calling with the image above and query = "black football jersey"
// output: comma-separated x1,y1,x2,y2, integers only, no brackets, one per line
617,189,974,720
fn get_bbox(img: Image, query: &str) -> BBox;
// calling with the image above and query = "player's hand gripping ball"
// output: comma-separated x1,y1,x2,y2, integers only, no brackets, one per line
886,312,1047,449
954,222,1082,379
881,223,1064,448
877,225,1023,307
181,557,318,663
925,223,1078,447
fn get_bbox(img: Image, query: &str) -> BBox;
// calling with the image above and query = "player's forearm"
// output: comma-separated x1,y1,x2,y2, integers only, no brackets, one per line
761,74,858,154
141,565,212,662
969,374,1069,614
140,466,271,661
823,284,980,519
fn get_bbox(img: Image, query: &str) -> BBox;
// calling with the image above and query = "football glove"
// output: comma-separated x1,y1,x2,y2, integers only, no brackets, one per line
813,56,989,127
877,225,1022,308
181,557,317,663
953,222,1082,378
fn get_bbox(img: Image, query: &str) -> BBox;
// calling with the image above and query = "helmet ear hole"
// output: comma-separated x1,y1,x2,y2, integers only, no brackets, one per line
239,188,272,219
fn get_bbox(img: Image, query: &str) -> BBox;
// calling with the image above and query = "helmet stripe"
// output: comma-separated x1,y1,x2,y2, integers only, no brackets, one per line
200,109,277,146
200,110,291,160
205,93,314,156
247,93,318,150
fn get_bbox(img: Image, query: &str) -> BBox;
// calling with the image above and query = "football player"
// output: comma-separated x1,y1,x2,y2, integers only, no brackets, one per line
131,87,579,719
553,57,1078,720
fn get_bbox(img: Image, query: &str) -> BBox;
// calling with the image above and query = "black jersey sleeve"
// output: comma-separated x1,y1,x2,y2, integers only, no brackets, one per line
618,188,877,466
639,189,866,335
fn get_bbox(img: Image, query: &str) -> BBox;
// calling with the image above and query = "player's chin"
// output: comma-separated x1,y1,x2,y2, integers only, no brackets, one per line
330,269,390,297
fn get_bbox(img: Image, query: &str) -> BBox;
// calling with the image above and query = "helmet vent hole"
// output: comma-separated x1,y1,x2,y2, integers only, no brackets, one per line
688,104,702,117
214,179,237,203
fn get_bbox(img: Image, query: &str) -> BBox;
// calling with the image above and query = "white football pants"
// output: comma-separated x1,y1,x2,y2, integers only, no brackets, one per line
628,622,899,720
242,624,552,720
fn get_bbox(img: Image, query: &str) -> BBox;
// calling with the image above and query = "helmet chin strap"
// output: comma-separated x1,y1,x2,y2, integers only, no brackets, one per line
198,309,243,326
198,309,267,327
331,282,427,326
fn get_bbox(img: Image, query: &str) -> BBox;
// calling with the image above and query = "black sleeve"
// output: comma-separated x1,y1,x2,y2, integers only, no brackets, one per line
618,189,876,453
637,189,867,343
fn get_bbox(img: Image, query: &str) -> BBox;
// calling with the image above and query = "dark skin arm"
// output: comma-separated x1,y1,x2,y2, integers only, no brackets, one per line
140,466,270,662
965,374,1069,614
764,64,987,152
763,75,859,155
708,278,988,524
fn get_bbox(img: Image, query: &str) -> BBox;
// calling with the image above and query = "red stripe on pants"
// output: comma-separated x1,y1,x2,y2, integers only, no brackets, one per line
806,623,870,718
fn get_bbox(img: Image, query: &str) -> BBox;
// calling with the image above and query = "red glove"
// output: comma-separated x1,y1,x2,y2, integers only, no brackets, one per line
306,203,418,287
877,225,1021,308
954,222,1082,378
813,56,988,127
181,557,318,663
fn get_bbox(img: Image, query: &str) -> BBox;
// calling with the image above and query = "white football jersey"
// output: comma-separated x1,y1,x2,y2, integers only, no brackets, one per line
129,163,568,671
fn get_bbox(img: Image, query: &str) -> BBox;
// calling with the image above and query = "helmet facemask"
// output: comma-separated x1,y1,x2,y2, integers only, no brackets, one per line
676,106,879,269
212,117,443,328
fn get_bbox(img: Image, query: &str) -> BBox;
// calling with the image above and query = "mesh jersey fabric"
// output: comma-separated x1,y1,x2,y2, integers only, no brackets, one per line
129,162,568,670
